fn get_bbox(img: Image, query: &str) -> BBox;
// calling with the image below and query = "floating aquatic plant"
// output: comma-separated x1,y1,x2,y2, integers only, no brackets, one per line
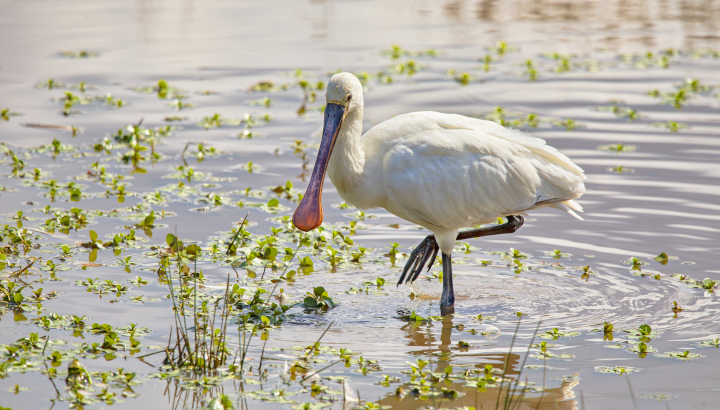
595,366,642,375
59,50,98,58
652,120,688,133
598,143,636,154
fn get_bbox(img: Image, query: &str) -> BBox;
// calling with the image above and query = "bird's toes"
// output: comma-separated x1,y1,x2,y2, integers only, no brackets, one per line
398,250,420,286
398,235,438,285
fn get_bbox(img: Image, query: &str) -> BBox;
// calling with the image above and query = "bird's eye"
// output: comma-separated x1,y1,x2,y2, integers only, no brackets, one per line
347,94,352,101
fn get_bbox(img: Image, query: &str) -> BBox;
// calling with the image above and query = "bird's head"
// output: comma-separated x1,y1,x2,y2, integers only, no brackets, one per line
292,73,363,232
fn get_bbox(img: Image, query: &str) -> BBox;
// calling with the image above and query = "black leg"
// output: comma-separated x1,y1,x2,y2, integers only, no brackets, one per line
398,216,524,315
456,215,524,241
439,252,455,315
397,215,524,287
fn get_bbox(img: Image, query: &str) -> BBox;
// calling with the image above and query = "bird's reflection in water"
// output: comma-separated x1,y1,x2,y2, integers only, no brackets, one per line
383,315,579,410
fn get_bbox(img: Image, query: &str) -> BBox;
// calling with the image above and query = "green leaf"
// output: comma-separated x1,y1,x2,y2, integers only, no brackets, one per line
303,296,317,307
314,287,326,297
89,230,98,242
185,244,201,257
654,252,669,265
166,234,176,247
263,247,278,260
142,211,155,227
267,198,280,207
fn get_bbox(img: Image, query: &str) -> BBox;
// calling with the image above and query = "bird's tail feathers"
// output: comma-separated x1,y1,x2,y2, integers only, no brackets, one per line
550,200,584,220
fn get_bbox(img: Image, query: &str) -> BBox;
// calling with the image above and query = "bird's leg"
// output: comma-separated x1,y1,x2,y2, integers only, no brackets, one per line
397,235,439,286
439,252,454,316
398,216,524,314
456,215,524,241
398,216,524,286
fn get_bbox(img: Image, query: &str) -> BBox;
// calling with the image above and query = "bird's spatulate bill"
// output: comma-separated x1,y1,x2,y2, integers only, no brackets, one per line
293,103,346,231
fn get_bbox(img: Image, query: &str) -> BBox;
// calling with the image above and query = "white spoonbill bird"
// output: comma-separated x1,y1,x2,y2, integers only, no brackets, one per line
293,73,586,315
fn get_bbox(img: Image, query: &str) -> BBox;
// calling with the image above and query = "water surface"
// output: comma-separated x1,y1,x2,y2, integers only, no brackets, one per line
1,1,720,409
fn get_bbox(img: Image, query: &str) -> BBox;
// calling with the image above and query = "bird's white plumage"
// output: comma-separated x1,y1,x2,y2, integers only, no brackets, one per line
324,73,586,254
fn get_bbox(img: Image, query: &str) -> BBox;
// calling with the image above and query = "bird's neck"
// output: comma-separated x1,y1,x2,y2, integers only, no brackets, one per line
327,106,365,196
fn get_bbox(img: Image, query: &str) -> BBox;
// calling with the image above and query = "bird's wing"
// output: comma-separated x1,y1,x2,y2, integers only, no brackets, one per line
365,112,585,229
434,112,585,177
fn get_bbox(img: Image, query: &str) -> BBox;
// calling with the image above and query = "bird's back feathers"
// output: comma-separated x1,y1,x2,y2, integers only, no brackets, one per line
356,112,586,229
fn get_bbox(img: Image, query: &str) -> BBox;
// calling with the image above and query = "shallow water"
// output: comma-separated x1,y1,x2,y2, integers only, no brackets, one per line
1,1,720,409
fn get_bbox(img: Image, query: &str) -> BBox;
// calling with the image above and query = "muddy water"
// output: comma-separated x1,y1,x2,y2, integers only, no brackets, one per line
1,1,720,409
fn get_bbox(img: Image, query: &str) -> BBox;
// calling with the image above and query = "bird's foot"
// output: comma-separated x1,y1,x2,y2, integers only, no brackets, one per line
397,235,439,286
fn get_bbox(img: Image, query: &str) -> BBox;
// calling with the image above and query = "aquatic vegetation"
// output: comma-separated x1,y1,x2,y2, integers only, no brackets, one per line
622,324,658,344
447,70,474,85
164,115,187,122
302,286,335,310
169,98,194,110
553,118,579,130
36,78,65,90
546,249,569,258
1,108,22,121
595,366,641,375
652,120,688,133
55,91,126,115
595,102,640,121
671,301,684,317
628,341,657,358
293,71,326,115
487,41,515,56
699,339,720,348
670,274,718,293
647,77,716,109
549,53,572,73
250,96,272,107
382,44,438,60
472,106,570,129
1,40,719,410
60,50,98,58
657,350,702,361
539,328,580,340
198,113,244,129
620,51,673,69
598,143,636,154
524,59,539,81
390,60,422,76
608,166,634,174
492,247,528,260
133,79,181,99
248,80,287,92
480,55,493,72
654,252,670,265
